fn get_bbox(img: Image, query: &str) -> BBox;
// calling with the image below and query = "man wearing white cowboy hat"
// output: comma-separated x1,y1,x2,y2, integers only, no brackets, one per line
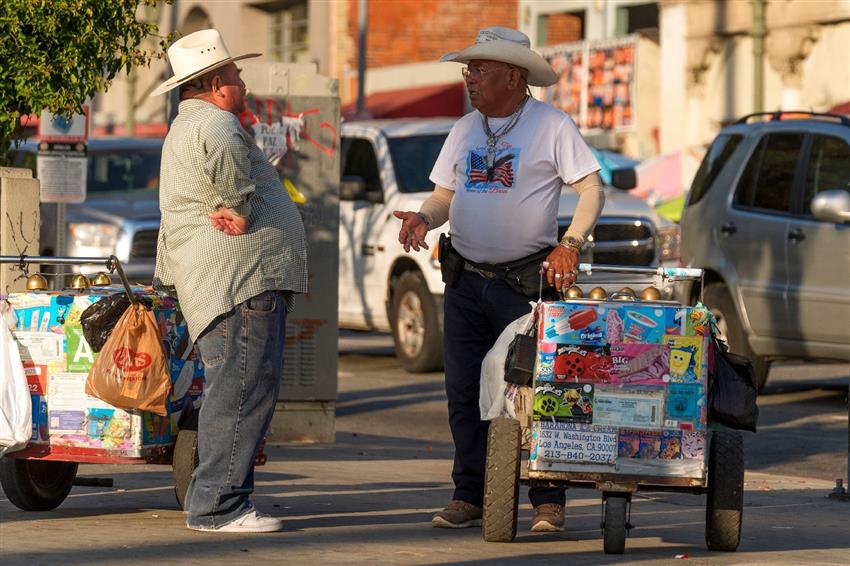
394,26,605,533
151,29,308,533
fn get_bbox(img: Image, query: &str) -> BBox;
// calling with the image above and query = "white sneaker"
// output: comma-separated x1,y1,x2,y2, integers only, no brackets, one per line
188,508,283,533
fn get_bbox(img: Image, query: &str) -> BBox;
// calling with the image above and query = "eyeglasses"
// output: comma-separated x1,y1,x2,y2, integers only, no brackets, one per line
462,63,514,80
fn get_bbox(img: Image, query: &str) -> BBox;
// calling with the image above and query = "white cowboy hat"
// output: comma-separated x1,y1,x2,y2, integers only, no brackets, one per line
150,29,261,96
440,26,557,87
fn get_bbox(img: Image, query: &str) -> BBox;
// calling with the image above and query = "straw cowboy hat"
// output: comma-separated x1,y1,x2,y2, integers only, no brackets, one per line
151,29,261,96
441,26,558,87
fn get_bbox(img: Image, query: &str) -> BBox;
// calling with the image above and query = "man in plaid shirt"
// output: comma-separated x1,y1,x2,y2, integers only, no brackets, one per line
152,29,308,533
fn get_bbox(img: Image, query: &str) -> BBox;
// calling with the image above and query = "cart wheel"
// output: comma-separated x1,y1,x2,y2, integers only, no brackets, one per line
172,428,199,510
602,492,630,554
483,417,521,543
0,458,77,511
705,430,744,551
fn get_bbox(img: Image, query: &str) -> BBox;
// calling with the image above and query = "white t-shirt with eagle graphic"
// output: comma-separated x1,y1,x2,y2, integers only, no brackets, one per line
430,98,599,264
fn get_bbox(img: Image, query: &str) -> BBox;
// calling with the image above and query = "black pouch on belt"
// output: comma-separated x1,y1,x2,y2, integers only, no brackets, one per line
502,247,557,299
438,233,464,288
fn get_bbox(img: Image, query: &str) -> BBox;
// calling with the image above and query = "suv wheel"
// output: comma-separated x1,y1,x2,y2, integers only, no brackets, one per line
704,283,770,392
390,271,443,373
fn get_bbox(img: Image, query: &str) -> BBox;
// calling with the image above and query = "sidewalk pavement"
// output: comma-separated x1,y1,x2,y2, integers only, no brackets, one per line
1,432,849,566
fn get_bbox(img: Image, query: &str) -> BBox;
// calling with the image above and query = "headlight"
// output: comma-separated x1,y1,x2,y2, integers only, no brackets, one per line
656,225,680,263
68,223,119,256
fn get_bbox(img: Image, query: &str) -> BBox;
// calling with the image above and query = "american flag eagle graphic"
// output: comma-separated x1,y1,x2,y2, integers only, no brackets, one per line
468,152,515,187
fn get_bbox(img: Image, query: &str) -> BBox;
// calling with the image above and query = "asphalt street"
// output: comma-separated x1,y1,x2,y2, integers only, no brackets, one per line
0,331,847,565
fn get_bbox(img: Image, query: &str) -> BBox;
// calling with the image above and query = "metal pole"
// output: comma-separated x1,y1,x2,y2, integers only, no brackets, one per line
166,0,180,127
752,0,765,113
126,72,136,136
356,0,368,115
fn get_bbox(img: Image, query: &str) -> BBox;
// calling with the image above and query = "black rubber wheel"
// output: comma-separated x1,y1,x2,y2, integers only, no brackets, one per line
704,283,769,392
390,271,443,373
172,429,199,510
0,458,77,511
705,430,744,551
603,493,629,554
482,417,521,542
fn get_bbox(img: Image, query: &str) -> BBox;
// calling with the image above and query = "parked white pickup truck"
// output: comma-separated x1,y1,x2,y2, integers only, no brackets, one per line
339,118,680,372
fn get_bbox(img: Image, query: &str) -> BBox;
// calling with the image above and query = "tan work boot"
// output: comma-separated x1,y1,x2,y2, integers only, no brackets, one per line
531,503,565,532
431,499,483,528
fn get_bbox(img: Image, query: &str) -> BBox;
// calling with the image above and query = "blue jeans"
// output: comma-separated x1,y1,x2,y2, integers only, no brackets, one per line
444,270,565,508
186,290,287,528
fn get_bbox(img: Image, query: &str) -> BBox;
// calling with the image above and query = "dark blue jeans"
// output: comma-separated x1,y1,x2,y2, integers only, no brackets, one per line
186,290,287,528
444,270,565,508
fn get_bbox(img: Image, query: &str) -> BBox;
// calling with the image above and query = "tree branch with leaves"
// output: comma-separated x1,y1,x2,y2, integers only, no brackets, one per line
0,0,174,164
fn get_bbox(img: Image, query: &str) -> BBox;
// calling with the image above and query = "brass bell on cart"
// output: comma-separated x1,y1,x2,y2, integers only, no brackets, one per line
69,274,91,290
565,286,583,299
91,272,112,286
640,286,661,301
26,273,48,291
588,287,607,300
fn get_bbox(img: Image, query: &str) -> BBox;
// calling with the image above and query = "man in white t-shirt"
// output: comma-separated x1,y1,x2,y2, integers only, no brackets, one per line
394,26,605,533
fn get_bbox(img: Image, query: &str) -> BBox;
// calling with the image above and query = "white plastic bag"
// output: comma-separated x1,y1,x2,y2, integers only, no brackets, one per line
1,302,31,457
480,304,536,421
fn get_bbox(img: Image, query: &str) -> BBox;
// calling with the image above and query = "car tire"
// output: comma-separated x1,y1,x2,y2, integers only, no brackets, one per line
390,271,443,373
704,283,769,392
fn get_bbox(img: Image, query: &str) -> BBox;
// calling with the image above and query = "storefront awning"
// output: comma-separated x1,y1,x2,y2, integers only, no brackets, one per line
342,82,465,120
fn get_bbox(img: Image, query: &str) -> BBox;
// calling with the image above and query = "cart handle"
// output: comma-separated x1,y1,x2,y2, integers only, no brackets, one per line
0,254,137,304
576,264,704,279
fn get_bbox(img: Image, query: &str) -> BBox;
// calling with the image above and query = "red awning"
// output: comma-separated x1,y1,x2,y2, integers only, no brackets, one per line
342,82,465,120
828,100,850,115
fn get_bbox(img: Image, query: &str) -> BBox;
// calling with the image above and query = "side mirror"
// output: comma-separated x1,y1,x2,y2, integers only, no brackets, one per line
340,176,368,201
811,189,850,224
610,167,637,190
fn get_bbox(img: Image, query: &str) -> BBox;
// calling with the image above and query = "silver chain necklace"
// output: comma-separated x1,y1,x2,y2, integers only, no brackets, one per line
482,95,529,172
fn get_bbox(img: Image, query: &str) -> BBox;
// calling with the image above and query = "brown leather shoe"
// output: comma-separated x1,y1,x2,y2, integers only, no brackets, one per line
531,503,565,532
431,499,483,528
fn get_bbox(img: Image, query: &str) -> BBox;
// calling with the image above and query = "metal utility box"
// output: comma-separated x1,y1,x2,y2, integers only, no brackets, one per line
239,62,340,442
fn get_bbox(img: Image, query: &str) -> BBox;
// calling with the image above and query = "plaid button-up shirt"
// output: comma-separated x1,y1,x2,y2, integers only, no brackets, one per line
154,99,308,340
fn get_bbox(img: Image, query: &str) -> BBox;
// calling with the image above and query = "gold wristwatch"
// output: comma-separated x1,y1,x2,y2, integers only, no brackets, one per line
560,235,582,250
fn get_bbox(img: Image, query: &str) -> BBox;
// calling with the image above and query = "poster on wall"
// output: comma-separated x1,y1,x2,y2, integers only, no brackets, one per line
541,36,637,132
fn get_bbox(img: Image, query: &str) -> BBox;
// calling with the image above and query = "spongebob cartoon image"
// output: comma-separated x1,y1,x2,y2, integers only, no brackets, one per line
664,335,704,382
669,346,696,379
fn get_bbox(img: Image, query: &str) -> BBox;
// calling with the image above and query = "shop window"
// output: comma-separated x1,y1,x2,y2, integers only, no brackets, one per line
615,3,659,35
268,0,308,63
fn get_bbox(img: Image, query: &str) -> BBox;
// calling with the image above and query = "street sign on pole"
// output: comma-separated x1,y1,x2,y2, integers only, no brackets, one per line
37,107,89,204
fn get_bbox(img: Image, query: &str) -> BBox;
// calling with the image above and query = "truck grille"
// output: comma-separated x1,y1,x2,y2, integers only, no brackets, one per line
559,217,656,266
130,229,158,259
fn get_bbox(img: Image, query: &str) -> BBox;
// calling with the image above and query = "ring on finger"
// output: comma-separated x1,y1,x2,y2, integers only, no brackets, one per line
554,273,562,278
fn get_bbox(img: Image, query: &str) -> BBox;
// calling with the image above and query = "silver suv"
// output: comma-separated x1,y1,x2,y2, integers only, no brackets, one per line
679,112,850,390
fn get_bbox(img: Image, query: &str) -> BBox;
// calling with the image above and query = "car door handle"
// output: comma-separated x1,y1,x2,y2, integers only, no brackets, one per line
720,222,737,235
788,228,806,242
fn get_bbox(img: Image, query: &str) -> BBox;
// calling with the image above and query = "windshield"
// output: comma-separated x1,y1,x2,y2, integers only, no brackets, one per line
87,149,161,193
387,134,448,193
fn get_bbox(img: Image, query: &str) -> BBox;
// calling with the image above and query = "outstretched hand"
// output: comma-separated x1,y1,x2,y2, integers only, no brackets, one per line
210,207,249,236
393,211,429,253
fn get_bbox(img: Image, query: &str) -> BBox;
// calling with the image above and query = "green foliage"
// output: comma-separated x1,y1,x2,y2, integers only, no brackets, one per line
0,0,172,164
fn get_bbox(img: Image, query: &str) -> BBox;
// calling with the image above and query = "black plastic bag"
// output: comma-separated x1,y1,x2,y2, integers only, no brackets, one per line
79,293,132,353
708,338,759,432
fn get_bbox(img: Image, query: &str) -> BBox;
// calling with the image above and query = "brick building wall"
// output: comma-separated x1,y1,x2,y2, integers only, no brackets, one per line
546,12,583,45
347,0,518,69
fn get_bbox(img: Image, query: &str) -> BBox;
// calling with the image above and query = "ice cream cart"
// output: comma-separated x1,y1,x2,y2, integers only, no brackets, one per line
0,255,265,511
483,264,744,554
